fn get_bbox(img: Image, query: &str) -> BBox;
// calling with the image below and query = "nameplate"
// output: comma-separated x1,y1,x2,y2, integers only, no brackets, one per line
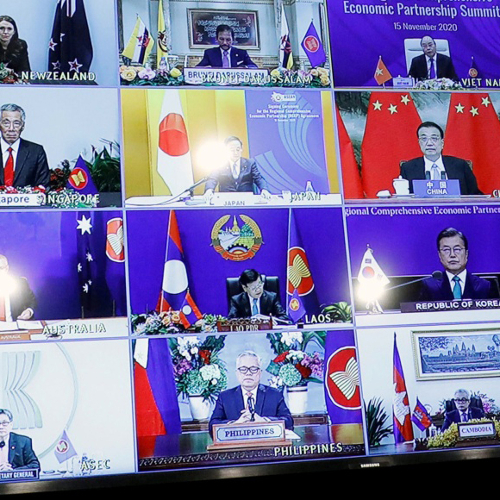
413,179,460,198
184,68,269,86
217,318,272,332
0,468,39,481
213,420,286,444
0,194,45,207
458,421,496,439
290,192,322,204
401,299,500,313
393,76,413,88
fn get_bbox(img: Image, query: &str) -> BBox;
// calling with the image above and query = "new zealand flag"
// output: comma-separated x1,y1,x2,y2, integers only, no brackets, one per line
48,0,93,74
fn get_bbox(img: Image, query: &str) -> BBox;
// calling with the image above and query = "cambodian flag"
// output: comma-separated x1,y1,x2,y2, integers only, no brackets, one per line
412,397,432,431
157,211,201,327
301,21,326,68
393,333,414,443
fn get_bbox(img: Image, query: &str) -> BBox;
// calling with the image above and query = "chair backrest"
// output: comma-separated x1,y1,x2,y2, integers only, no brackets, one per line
404,38,450,74
226,275,280,309
445,395,484,413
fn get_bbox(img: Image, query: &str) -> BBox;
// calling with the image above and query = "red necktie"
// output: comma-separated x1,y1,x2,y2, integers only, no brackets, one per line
4,148,14,187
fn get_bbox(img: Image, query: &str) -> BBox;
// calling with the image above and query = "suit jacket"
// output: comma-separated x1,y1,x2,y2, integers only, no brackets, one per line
0,139,50,188
7,432,40,470
441,407,484,432
209,384,294,436
408,53,458,81
9,276,37,320
205,157,268,193
228,290,291,322
197,47,257,68
419,271,492,301
400,156,481,195
0,39,31,74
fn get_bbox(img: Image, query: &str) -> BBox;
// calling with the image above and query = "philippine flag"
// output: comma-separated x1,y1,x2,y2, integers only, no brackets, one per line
157,90,195,196
157,211,201,327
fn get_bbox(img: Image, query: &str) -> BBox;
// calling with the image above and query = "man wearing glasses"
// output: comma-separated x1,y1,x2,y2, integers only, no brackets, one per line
0,409,40,471
228,269,291,322
441,389,484,432
419,227,493,301
209,350,293,436
400,121,481,195
0,103,50,188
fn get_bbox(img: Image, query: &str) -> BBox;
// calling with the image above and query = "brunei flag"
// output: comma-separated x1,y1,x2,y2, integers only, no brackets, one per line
280,4,293,70
157,0,168,67
157,211,202,328
157,90,194,196
122,16,154,64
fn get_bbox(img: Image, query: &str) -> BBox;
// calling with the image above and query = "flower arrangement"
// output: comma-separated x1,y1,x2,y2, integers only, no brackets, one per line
131,311,192,335
0,63,22,84
414,78,463,90
427,419,500,449
119,64,184,86
266,331,324,387
169,336,227,402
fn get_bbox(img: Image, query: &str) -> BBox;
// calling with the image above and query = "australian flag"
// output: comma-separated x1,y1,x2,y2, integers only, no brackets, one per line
76,211,97,317
157,211,202,327
48,0,93,74
301,21,326,68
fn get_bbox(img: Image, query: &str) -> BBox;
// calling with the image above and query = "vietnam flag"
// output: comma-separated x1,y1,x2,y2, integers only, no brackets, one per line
374,56,392,85
443,93,500,195
157,90,194,196
157,211,202,328
336,105,363,199
361,92,422,198
393,333,414,444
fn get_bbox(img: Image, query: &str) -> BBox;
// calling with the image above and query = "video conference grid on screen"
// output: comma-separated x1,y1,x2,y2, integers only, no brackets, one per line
1,0,500,492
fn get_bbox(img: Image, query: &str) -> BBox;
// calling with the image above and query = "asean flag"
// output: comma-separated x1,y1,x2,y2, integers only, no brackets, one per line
66,155,98,195
157,90,194,196
393,333,414,443
157,211,202,327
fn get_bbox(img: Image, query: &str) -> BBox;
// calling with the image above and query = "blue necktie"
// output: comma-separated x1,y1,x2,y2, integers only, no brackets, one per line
452,276,462,300
252,298,258,315
461,411,468,422
429,57,435,78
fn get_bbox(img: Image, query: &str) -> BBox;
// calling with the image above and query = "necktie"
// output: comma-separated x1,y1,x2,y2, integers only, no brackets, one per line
4,148,14,187
252,298,258,315
222,50,230,68
452,276,462,300
461,411,468,422
232,162,239,180
431,163,440,180
429,57,435,78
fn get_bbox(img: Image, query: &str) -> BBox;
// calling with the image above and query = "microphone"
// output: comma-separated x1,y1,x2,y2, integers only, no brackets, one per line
425,171,431,180
385,271,443,292
159,177,209,206
247,396,255,422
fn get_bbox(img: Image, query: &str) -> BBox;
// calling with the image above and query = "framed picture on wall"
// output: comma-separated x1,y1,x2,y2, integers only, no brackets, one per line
188,9,260,49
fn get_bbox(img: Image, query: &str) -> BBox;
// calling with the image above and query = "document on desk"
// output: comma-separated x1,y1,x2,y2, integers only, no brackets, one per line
0,322,18,331
17,320,44,330
285,430,301,440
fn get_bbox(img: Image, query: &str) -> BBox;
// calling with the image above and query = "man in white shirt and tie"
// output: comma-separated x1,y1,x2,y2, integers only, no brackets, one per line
419,227,494,301
400,121,481,195
441,389,485,432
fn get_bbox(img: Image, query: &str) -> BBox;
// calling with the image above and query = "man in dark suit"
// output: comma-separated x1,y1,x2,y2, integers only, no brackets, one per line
400,121,481,195
0,103,50,188
408,36,458,81
419,228,493,301
209,350,293,437
0,255,36,321
204,136,270,200
228,269,291,322
441,389,485,432
197,24,257,69
0,409,40,471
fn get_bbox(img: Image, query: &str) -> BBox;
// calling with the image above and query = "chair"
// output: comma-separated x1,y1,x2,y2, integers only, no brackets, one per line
404,38,450,75
444,395,484,413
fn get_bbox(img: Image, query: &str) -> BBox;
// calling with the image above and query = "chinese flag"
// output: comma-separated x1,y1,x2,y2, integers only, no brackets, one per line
374,56,392,85
336,105,364,199
361,92,422,198
443,93,500,195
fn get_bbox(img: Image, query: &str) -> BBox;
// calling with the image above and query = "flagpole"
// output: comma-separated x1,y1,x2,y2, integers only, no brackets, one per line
286,208,292,314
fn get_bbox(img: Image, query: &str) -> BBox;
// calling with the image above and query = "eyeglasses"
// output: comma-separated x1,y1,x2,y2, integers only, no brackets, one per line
245,281,263,293
237,366,261,375
439,247,466,256
0,420,12,426
418,135,441,143
455,398,470,403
